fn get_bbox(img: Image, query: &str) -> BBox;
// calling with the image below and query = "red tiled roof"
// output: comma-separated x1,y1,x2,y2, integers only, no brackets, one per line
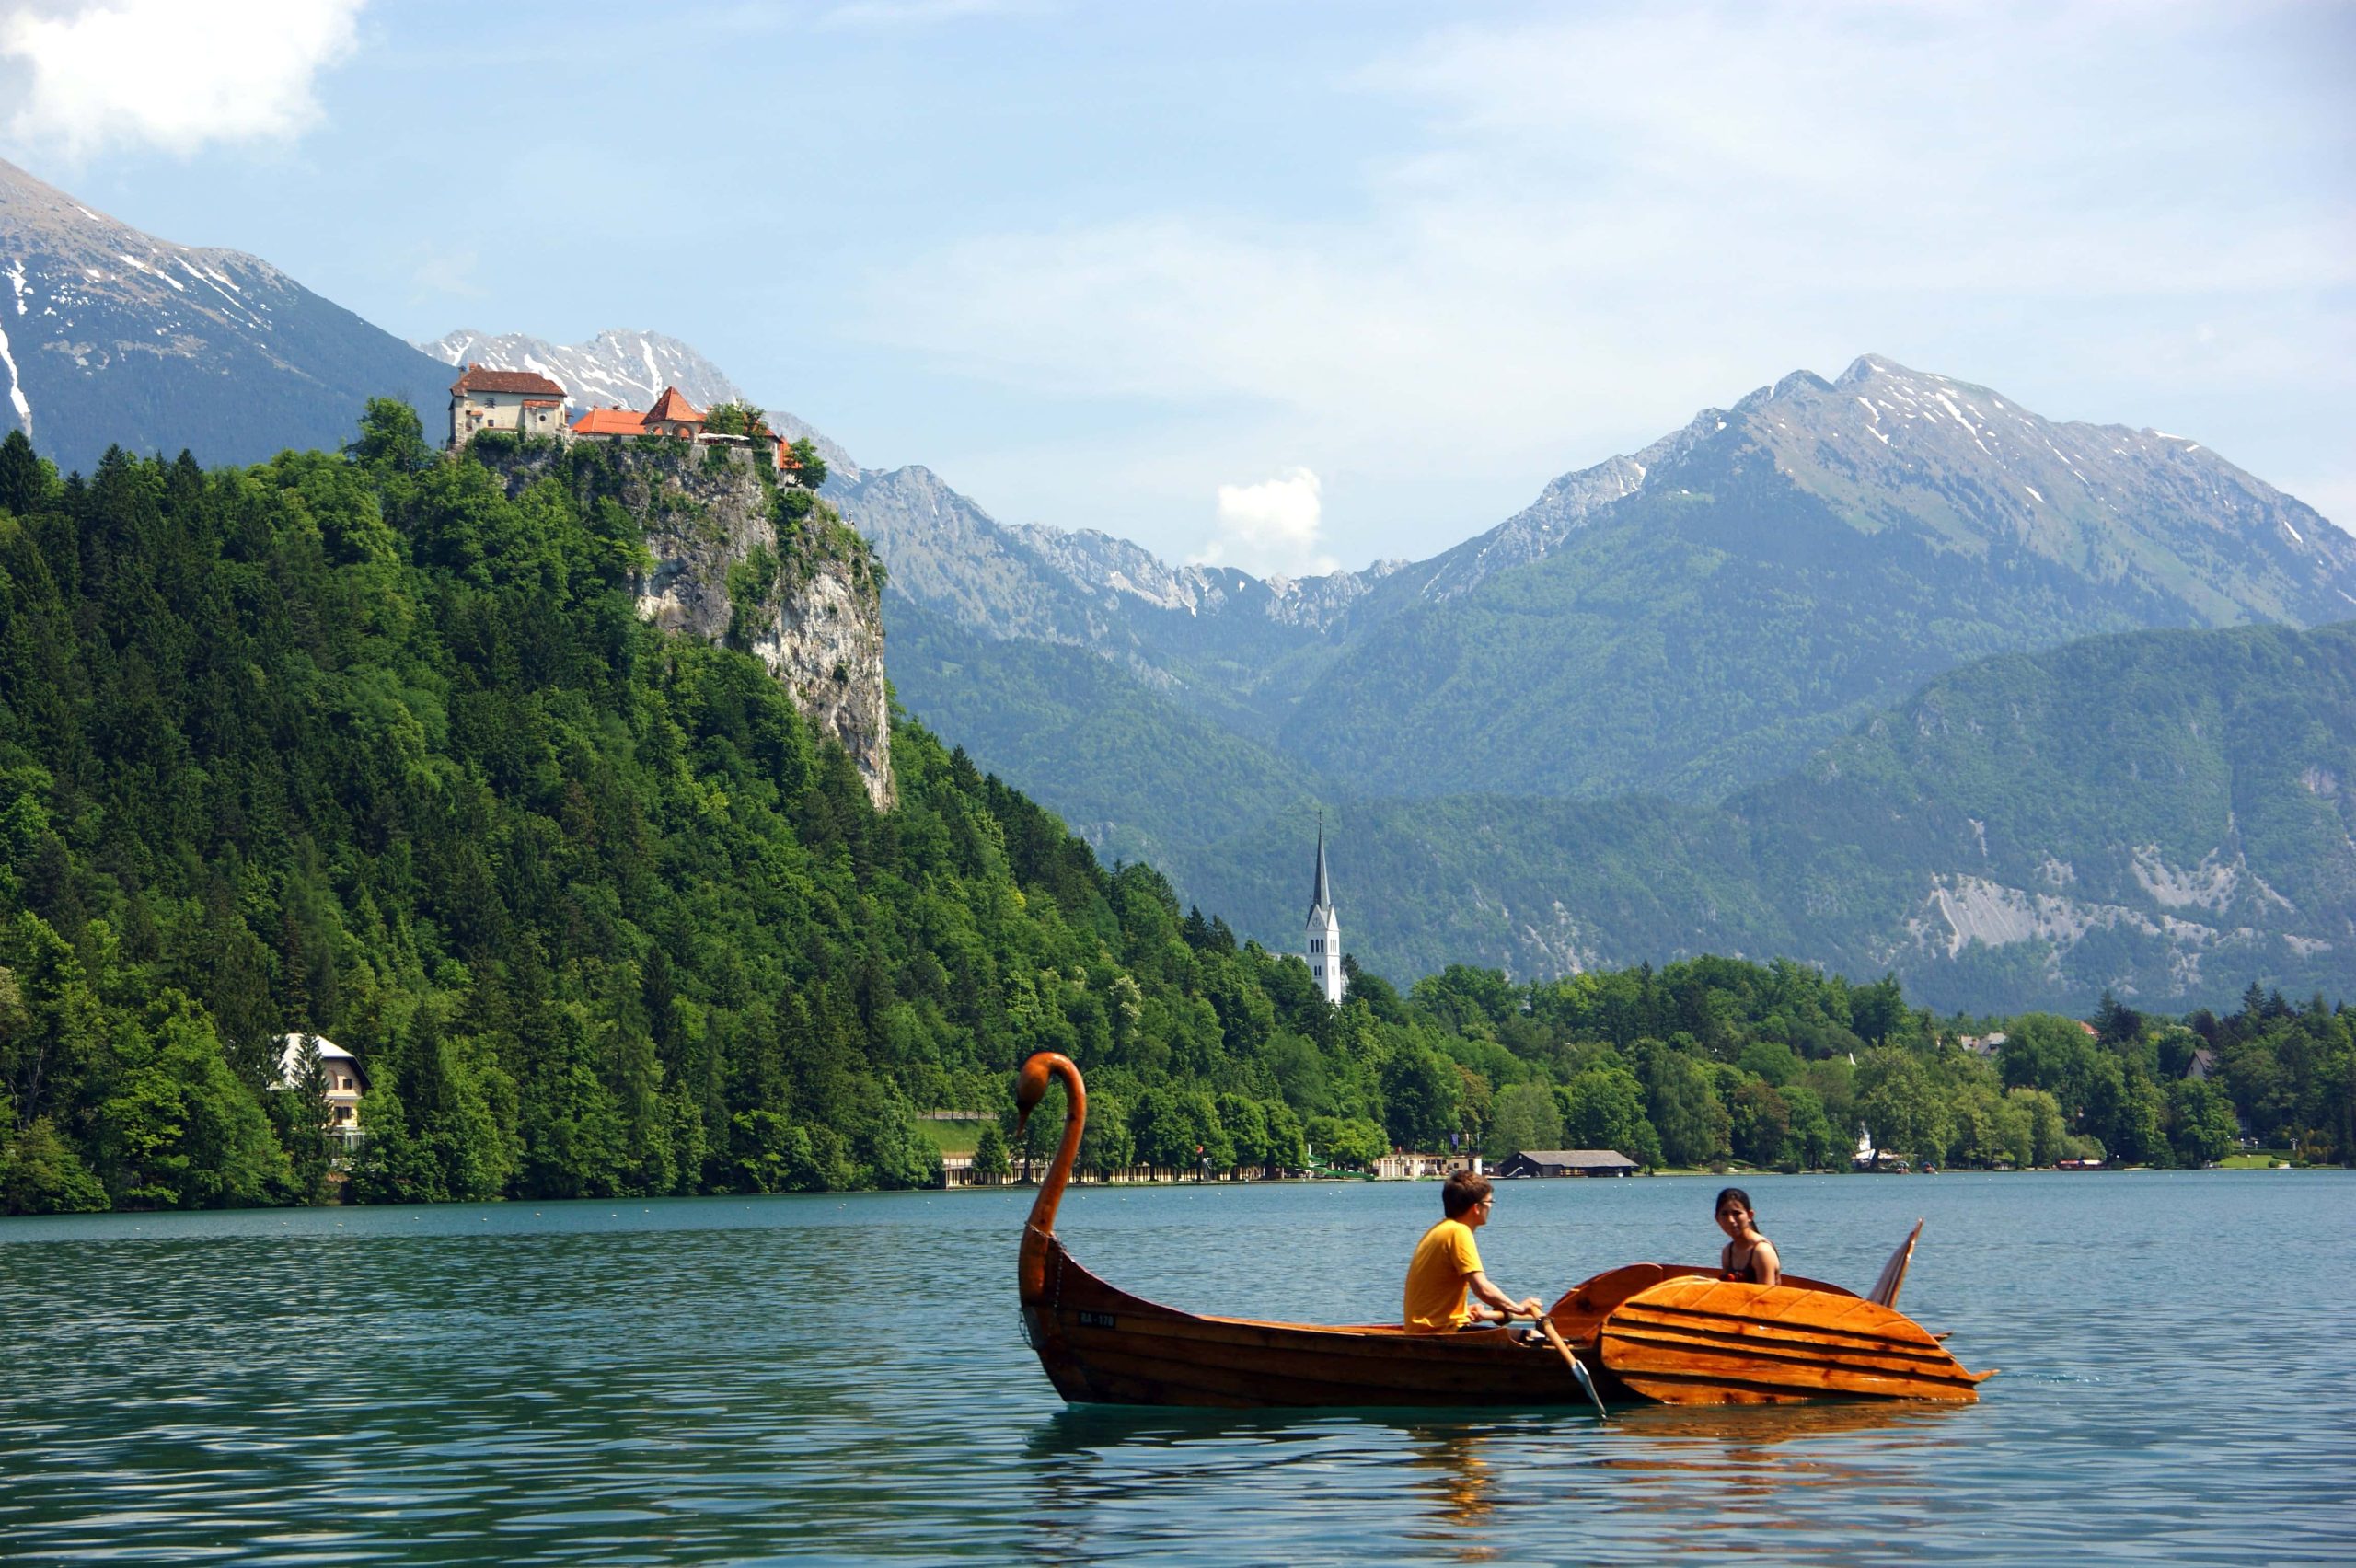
645,386,705,424
571,408,648,437
451,363,568,398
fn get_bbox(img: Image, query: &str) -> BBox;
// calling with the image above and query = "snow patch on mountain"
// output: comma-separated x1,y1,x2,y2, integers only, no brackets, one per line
0,313,29,432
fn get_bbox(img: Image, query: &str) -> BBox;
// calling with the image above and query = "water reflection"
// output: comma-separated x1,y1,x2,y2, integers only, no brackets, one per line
1022,1400,1965,1563
6,1176,2352,1564
1400,1425,1502,1562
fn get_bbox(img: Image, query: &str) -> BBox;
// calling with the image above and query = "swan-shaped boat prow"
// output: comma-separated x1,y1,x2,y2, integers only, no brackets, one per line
1011,1052,1993,1409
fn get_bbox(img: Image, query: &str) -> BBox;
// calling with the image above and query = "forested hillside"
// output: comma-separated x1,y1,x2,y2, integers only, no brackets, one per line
923,620,2356,1013
0,420,2345,1213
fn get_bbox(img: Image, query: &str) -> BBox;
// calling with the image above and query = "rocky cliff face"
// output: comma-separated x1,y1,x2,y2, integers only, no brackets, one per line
477,439,894,811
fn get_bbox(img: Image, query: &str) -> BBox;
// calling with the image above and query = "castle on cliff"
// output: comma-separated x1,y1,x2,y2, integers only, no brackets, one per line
446,365,803,477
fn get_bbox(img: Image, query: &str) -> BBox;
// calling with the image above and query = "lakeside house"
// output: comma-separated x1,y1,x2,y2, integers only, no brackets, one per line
447,364,569,448
1494,1148,1638,1179
271,1032,368,1151
1372,1150,1481,1181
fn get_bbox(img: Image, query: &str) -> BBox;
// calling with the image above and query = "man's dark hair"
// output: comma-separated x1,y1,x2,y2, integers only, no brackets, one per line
1442,1170,1494,1218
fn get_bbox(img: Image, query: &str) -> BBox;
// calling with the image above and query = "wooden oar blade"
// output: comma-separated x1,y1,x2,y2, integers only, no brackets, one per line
1600,1276,1991,1405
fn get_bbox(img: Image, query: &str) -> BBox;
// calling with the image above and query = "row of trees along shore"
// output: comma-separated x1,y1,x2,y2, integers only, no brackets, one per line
0,417,2349,1214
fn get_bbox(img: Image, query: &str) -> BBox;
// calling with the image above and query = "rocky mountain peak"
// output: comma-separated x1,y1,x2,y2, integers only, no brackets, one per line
1705,355,2356,624
0,156,452,472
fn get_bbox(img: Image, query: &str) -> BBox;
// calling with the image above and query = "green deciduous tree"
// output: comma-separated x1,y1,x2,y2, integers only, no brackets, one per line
974,1119,1012,1182
1379,1043,1461,1152
1856,1048,1950,1162
2167,1078,2238,1166
1558,1065,1663,1167
98,994,290,1207
1484,1081,1565,1162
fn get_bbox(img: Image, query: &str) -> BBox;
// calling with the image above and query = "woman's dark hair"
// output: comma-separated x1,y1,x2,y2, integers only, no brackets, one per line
1715,1186,1753,1216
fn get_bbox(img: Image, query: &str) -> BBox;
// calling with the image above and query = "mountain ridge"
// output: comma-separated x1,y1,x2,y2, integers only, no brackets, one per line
0,156,453,472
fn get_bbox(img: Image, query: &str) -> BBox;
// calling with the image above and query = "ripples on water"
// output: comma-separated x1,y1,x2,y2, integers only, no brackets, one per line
3,1172,2350,1564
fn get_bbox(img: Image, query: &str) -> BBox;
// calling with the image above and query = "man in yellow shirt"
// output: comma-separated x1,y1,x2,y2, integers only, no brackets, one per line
1403,1171,1545,1332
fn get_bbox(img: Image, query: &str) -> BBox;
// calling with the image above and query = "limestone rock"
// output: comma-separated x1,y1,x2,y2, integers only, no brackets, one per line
479,440,895,811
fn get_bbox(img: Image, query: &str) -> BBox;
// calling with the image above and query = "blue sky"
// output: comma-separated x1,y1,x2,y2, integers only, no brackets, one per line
3,0,2350,572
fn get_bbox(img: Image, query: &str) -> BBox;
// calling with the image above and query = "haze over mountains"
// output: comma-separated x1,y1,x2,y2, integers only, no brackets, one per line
4,156,2350,1011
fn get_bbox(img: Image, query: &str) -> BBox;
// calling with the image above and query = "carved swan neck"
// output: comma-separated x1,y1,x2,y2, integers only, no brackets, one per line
1020,1052,1087,1240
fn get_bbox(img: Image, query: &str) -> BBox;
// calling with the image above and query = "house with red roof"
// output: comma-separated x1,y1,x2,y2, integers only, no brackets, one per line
569,407,648,441
570,386,808,479
448,364,570,448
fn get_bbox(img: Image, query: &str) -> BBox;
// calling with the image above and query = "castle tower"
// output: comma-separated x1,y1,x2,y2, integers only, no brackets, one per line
1305,820,1344,1005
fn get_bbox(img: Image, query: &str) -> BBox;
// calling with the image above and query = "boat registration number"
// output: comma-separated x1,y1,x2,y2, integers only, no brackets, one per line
1078,1310,1118,1330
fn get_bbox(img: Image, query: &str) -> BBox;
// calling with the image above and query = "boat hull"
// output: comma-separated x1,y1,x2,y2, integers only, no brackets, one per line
1022,1237,1604,1409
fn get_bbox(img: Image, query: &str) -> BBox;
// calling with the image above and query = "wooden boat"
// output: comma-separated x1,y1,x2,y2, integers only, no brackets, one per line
1014,1052,1993,1409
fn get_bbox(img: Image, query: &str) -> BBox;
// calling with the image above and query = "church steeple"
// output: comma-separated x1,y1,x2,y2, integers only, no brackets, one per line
1304,814,1343,1005
1308,821,1333,919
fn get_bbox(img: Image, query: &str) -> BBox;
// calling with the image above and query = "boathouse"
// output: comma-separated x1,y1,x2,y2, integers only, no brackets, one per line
1494,1148,1638,1179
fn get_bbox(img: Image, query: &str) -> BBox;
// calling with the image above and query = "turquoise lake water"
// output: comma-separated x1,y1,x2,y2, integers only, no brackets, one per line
3,1170,2350,1564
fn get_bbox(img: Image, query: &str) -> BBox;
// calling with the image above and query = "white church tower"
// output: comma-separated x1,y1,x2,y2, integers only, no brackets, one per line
1305,820,1344,1005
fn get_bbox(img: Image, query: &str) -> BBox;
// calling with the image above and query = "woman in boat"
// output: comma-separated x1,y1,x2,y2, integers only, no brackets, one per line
1715,1187,1781,1286
1404,1171,1545,1332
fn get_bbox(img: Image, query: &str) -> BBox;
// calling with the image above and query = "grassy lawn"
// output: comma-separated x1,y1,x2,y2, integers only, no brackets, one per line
2218,1151,2296,1169
917,1120,987,1159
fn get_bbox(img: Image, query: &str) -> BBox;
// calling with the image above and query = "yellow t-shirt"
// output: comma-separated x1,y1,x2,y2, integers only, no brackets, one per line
1403,1216,1484,1332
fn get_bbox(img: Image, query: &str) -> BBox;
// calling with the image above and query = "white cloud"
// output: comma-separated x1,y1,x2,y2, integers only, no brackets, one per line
1195,468,1334,578
859,0,2355,566
0,0,364,159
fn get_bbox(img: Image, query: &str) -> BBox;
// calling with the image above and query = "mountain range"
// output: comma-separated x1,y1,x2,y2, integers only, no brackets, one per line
0,157,452,473
4,154,2350,1011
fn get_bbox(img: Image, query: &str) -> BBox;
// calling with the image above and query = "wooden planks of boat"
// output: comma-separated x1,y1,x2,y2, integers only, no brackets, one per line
1599,1276,1996,1404
1023,1233,1605,1408
1012,1050,1993,1410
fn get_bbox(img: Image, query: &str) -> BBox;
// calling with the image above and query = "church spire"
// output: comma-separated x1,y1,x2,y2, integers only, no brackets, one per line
1304,813,1343,1005
1308,813,1333,918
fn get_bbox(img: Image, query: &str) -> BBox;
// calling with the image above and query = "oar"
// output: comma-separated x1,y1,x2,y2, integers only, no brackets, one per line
1531,1312,1610,1420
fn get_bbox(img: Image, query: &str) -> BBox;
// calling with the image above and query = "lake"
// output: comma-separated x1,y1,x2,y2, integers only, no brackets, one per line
2,1170,2350,1564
